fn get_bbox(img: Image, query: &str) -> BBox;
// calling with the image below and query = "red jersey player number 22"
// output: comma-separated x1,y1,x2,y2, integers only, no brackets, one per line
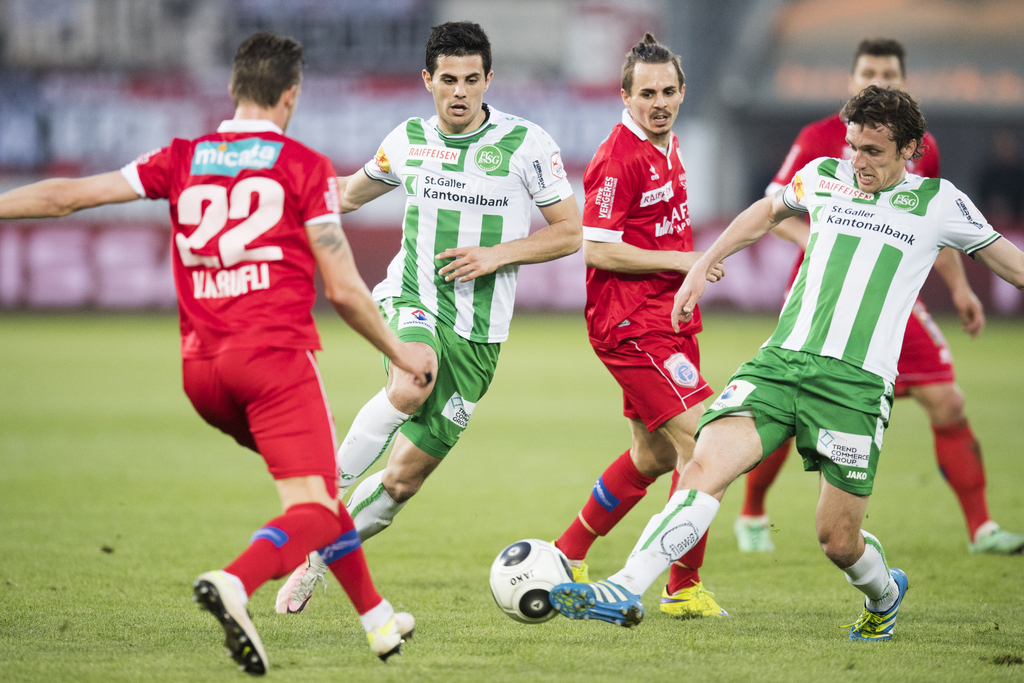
127,121,341,358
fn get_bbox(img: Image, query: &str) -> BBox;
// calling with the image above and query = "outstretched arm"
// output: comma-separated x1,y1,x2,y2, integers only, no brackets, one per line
972,238,1024,291
436,197,583,283
672,191,801,330
0,171,140,218
931,247,985,337
306,221,435,387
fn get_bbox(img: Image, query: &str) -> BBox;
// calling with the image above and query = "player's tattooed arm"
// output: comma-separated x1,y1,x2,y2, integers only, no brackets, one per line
308,221,351,256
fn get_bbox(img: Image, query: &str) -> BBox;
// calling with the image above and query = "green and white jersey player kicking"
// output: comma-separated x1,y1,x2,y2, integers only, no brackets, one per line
277,20,582,614
549,85,1024,640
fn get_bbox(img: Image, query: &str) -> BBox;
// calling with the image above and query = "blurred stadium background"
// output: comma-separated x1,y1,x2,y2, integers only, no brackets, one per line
0,0,1022,315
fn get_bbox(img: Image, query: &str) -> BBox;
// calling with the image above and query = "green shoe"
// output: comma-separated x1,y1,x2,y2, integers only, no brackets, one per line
734,515,775,552
969,524,1024,555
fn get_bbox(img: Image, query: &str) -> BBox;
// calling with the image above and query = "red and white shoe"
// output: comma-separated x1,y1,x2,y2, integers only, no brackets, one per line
275,552,328,614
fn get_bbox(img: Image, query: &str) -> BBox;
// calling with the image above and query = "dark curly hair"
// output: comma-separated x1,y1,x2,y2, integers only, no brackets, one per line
841,85,927,161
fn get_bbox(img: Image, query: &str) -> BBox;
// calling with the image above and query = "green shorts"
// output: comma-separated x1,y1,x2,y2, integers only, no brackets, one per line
696,346,893,495
381,298,500,459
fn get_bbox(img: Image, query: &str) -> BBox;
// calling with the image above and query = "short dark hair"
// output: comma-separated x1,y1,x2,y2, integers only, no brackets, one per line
230,32,304,109
425,21,492,76
841,85,926,161
621,33,685,95
852,38,906,78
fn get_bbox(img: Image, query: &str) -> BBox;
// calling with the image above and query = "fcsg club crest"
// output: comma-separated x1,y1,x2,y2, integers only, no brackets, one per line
664,353,698,388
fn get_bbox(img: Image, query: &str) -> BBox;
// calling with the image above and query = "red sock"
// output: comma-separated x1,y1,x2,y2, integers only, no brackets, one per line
556,450,657,561
667,467,707,593
322,508,383,614
740,440,791,517
933,419,989,538
668,534,708,594
225,501,343,598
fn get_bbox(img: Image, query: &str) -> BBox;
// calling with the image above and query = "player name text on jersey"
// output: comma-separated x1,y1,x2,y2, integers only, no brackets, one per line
191,263,270,299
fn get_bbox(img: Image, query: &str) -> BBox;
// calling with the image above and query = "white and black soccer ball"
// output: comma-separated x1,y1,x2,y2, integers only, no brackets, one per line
489,539,573,624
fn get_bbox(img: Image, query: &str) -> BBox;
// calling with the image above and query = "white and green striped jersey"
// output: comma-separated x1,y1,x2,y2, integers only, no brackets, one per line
771,156,1001,382
364,104,573,343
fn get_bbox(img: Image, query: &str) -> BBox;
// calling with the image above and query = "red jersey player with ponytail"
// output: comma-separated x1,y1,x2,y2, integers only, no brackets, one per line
551,33,729,619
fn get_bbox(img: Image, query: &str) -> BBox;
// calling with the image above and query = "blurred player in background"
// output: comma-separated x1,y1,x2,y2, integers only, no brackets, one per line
276,21,582,613
551,85,1024,639
0,32,433,673
550,33,728,619
734,38,1024,556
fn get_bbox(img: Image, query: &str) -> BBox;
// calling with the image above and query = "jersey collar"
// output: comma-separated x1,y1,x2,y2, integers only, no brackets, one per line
217,119,285,135
621,108,674,157
434,103,494,140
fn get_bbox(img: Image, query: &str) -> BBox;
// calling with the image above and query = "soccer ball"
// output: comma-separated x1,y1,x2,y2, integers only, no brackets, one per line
489,539,573,624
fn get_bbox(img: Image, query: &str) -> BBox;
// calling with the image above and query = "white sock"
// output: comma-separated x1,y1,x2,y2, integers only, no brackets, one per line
358,598,395,632
221,570,248,605
346,470,407,541
973,520,998,544
337,389,409,490
607,489,720,596
844,530,897,611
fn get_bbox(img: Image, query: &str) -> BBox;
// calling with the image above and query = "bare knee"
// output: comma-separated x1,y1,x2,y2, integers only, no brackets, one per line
385,379,430,415
631,438,678,478
631,412,699,478
385,344,436,414
817,527,863,568
913,383,966,426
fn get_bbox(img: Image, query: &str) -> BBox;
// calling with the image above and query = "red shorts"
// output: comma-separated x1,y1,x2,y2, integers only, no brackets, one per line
894,299,955,397
182,347,337,491
593,332,714,432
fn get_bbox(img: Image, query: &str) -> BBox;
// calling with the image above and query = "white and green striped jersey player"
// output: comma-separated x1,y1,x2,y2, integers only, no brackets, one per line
364,104,573,343
772,156,1001,383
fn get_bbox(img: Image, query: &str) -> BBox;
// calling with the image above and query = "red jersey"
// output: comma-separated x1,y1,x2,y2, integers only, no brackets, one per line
122,119,341,359
769,113,941,286
583,109,700,348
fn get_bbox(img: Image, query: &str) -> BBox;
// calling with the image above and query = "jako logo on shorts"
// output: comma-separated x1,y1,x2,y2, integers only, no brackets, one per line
192,138,283,177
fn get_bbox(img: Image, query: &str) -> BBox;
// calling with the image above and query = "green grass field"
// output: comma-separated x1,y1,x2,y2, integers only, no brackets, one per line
1,311,1022,682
